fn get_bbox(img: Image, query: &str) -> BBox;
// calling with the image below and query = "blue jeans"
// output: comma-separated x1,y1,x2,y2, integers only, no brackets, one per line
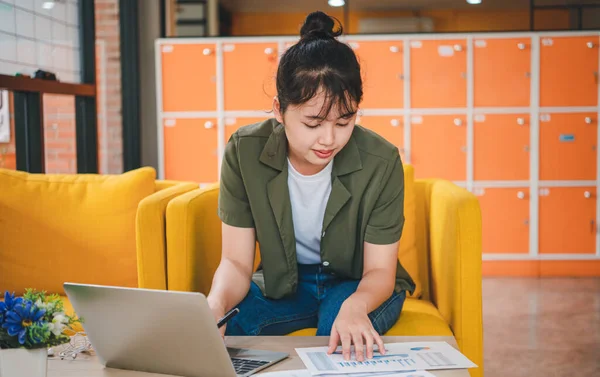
225,264,406,336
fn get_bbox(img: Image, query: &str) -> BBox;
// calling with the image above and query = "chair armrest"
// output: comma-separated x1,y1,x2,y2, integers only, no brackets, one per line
165,184,221,293
136,181,198,290
428,180,483,377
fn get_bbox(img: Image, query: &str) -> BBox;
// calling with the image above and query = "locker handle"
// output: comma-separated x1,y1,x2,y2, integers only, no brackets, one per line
390,119,401,127
584,191,592,199
389,46,400,53
204,121,214,129
203,48,212,56
453,44,463,52
517,43,526,50
453,118,463,126
585,117,593,124
517,191,526,199
517,117,526,126
587,41,596,49
264,47,275,55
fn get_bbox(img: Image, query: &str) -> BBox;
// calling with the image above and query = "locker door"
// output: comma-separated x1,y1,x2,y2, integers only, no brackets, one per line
161,44,217,112
539,187,596,254
357,115,405,160
475,188,530,254
410,39,467,108
224,43,278,111
411,115,466,181
163,118,218,183
540,113,597,181
474,38,531,107
349,41,404,109
540,36,599,107
474,114,530,181
225,117,270,142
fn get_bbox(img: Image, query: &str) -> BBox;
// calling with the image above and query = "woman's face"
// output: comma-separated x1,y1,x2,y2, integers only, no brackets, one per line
273,90,357,176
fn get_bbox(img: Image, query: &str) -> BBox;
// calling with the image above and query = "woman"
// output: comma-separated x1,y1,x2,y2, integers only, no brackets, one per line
207,11,415,362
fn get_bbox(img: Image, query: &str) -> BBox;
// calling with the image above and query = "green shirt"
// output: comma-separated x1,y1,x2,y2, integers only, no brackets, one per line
218,118,416,299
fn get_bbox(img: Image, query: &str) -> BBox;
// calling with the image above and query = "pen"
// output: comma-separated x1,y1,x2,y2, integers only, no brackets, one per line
217,308,240,328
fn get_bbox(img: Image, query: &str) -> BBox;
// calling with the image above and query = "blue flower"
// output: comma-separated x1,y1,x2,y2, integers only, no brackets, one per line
0,292,23,325
0,291,24,313
2,301,46,345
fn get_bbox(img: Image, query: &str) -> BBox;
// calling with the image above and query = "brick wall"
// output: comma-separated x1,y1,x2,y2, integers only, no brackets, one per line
0,94,15,170
0,0,123,174
95,0,122,174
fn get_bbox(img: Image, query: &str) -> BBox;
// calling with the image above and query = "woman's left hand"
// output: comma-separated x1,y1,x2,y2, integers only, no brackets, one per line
327,298,386,362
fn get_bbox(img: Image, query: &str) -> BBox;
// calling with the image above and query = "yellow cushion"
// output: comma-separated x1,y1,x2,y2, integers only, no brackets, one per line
399,165,421,298
287,298,452,337
384,298,453,336
0,167,156,295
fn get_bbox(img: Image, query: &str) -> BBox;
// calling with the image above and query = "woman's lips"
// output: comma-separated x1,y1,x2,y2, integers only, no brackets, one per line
313,149,334,159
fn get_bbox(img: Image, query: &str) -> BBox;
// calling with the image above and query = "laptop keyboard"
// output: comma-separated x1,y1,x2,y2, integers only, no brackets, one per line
231,358,269,375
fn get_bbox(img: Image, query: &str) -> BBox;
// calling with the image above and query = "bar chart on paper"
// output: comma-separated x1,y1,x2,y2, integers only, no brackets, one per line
295,342,477,375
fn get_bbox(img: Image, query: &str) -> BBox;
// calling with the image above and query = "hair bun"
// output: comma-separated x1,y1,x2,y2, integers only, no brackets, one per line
300,11,343,41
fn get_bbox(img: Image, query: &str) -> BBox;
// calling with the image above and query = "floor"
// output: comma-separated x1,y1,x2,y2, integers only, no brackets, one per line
482,277,600,377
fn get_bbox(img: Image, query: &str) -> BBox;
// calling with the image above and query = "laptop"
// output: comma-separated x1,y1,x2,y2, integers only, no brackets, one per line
63,283,288,377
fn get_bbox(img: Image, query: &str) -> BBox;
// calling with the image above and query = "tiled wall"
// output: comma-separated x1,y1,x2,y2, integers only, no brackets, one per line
0,0,80,83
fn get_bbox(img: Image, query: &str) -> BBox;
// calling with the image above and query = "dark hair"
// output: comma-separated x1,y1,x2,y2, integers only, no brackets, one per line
276,11,362,118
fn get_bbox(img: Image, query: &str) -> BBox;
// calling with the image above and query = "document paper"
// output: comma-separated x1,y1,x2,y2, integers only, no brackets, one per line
259,369,436,377
295,341,477,375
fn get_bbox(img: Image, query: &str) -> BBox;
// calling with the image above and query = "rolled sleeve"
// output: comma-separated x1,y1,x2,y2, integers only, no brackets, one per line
218,135,255,228
364,152,405,245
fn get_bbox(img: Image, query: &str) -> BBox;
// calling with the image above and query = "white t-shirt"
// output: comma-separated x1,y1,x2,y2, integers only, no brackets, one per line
287,158,333,265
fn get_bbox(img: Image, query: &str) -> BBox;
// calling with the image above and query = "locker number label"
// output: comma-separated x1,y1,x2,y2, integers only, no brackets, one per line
542,38,554,47
540,114,551,122
164,119,176,127
411,116,423,124
474,40,487,48
474,114,486,122
473,188,486,196
438,45,455,57
161,45,174,53
539,188,550,196
410,41,423,48
559,134,575,142
225,118,237,125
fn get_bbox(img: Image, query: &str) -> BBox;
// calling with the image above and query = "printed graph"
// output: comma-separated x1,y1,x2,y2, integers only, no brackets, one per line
417,352,456,367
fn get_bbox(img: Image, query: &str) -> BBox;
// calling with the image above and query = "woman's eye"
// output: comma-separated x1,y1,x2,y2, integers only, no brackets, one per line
337,123,350,127
304,123,319,128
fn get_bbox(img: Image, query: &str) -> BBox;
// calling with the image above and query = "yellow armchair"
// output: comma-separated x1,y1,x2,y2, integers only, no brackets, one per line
165,165,483,377
0,167,197,324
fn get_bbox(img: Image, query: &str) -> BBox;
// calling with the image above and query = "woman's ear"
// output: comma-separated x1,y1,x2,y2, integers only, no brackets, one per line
273,96,284,124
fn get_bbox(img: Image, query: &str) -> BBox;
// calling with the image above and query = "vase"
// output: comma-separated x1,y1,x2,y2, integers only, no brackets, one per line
0,348,47,377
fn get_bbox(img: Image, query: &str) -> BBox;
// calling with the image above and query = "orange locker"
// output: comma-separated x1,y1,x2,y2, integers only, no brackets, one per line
540,36,599,107
476,188,530,254
410,39,467,108
357,115,405,160
474,114,530,181
160,43,217,112
411,115,466,180
474,38,531,107
225,117,270,142
539,187,597,254
348,41,404,109
224,43,278,111
163,118,218,183
539,113,597,181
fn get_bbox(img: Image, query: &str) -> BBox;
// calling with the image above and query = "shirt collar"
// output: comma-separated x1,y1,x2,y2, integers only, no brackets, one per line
259,121,363,176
